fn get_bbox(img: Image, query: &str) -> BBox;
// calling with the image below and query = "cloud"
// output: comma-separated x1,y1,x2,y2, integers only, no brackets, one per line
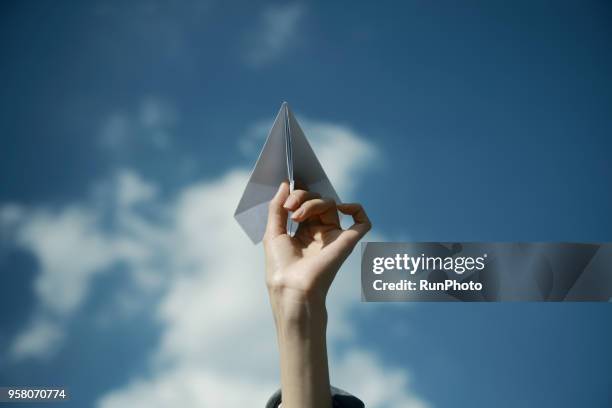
99,367,275,407
16,207,118,316
3,113,427,407
9,318,64,360
115,169,159,208
3,170,163,360
244,2,306,67
100,97,177,151
303,119,378,198
333,349,429,408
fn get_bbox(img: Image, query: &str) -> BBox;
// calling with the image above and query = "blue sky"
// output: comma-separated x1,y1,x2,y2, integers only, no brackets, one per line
0,1,611,407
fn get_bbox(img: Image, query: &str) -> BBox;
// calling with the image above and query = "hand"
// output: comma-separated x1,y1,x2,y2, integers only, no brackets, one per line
264,181,372,320
263,181,371,408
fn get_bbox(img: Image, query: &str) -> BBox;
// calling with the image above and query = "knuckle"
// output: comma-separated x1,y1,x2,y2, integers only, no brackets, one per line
293,189,308,198
301,200,315,211
301,192,321,204
290,190,309,205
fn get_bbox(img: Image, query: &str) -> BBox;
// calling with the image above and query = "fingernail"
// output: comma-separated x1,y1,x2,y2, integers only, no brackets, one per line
283,196,297,209
291,208,303,219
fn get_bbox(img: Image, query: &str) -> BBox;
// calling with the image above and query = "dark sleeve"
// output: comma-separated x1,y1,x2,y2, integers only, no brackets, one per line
265,386,365,408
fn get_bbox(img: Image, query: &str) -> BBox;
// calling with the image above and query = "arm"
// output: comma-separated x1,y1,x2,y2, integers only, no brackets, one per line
263,182,371,408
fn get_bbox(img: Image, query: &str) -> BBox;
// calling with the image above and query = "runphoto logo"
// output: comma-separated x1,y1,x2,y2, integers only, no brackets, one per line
372,253,487,275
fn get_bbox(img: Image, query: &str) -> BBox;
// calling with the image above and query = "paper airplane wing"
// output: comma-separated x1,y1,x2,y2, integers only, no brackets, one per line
286,104,340,203
234,102,340,243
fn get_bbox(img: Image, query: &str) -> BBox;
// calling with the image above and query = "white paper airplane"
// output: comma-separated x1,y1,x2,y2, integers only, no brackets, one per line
234,102,340,243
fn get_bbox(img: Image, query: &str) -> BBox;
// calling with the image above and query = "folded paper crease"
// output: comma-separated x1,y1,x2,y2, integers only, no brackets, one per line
235,102,340,243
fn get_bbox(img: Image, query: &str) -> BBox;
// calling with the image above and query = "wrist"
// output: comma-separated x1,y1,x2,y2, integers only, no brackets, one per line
268,288,328,336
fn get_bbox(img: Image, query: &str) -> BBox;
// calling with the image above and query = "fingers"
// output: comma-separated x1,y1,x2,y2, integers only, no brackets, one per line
264,181,290,239
336,203,372,247
266,185,371,247
291,197,340,226
283,189,321,211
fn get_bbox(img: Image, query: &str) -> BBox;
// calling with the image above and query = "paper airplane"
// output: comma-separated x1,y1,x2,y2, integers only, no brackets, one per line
234,102,340,243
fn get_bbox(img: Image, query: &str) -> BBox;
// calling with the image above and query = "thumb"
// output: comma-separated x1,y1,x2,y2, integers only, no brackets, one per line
264,181,290,240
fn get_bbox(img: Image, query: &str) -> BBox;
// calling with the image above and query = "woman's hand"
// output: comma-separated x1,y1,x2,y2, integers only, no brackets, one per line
263,181,371,408
264,181,371,320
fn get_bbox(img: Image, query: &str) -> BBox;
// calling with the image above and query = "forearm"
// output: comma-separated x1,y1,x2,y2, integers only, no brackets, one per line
262,184,371,407
272,294,332,408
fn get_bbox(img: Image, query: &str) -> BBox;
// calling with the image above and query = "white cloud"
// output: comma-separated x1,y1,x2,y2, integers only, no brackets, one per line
9,318,64,360
116,169,159,208
4,114,426,407
4,170,163,360
100,97,177,151
332,349,429,408
16,207,117,316
302,119,378,198
244,2,306,67
139,98,177,129
99,367,275,408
